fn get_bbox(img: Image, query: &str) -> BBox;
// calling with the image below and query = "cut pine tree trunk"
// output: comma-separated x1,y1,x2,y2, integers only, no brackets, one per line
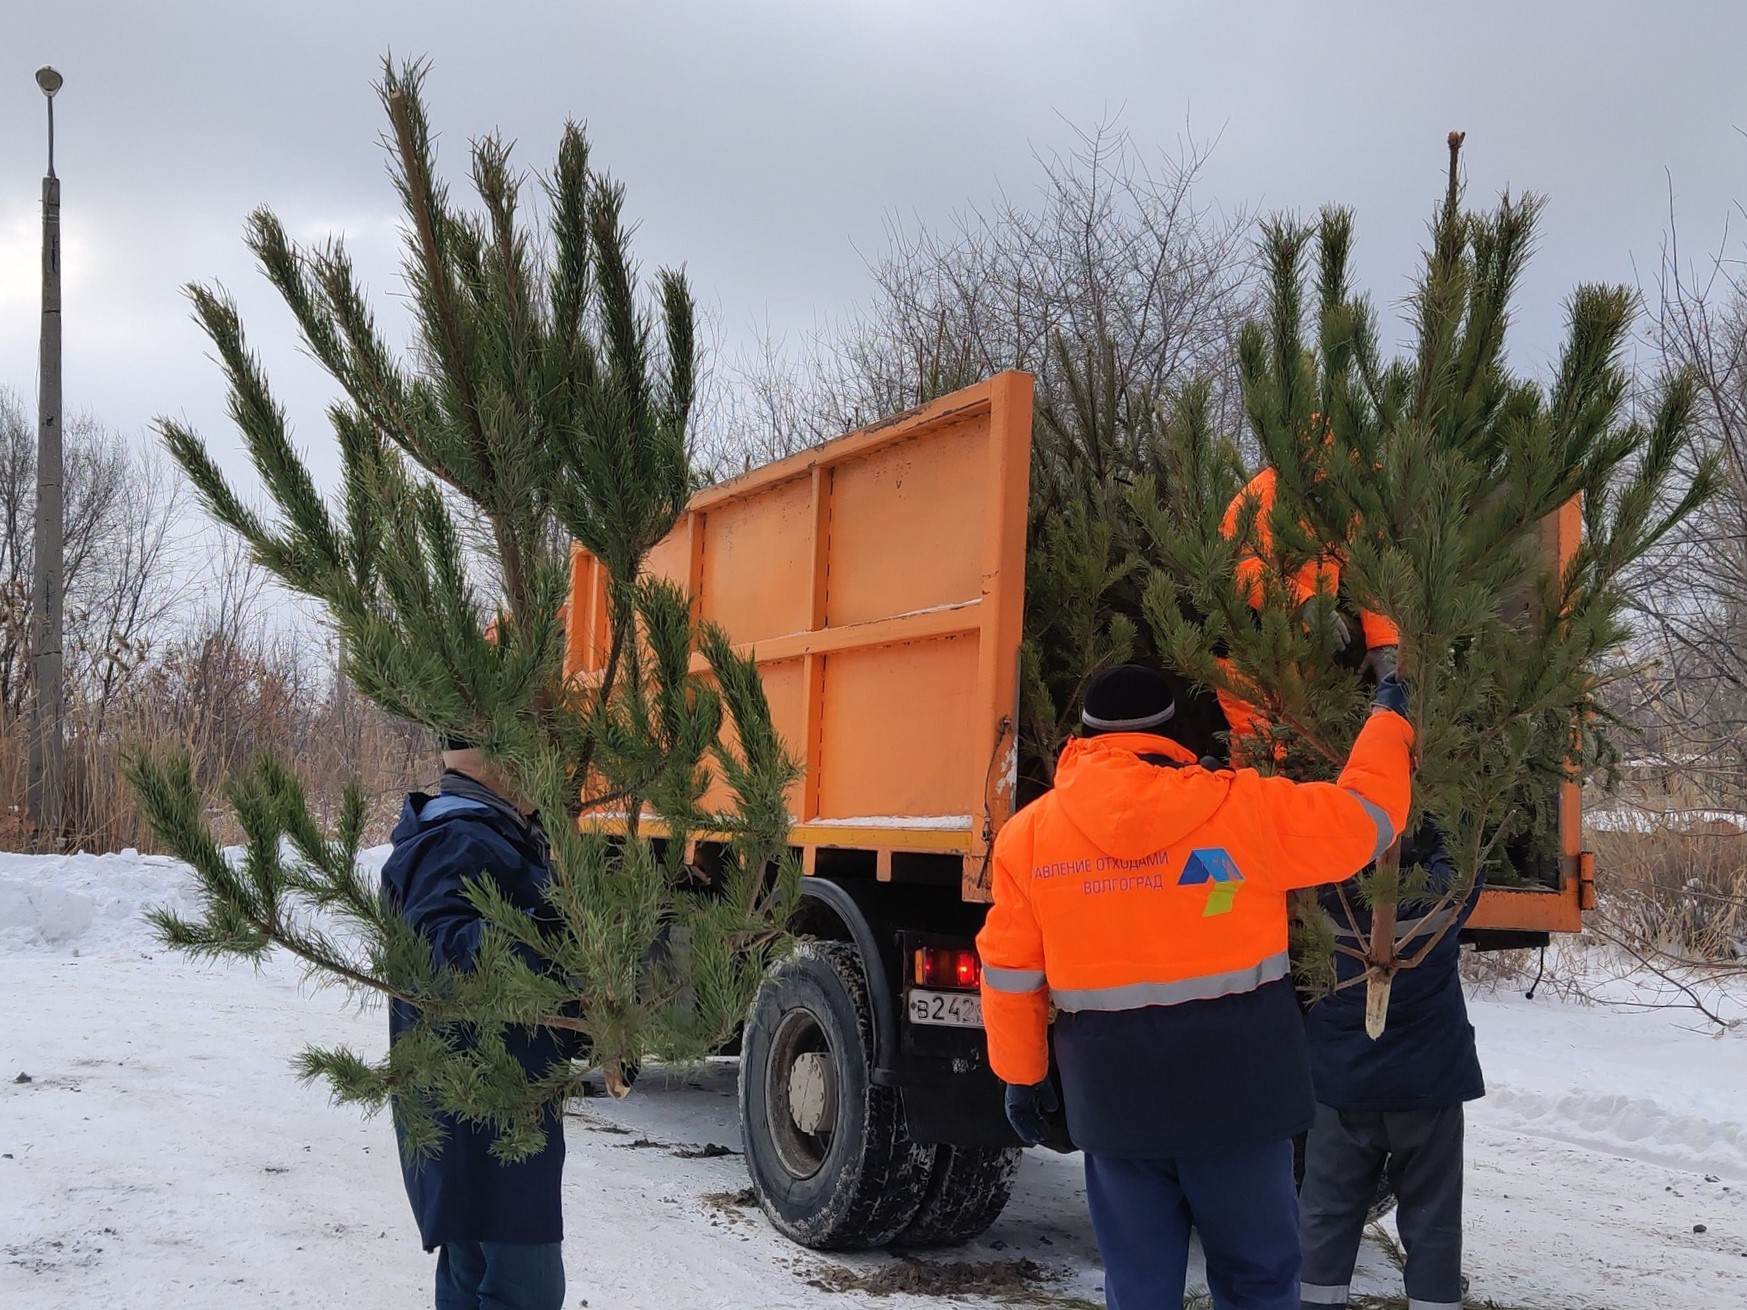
1364,843,1402,1040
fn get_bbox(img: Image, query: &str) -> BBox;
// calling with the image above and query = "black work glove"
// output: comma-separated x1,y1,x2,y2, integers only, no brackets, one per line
1371,672,1409,720
1005,1080,1060,1146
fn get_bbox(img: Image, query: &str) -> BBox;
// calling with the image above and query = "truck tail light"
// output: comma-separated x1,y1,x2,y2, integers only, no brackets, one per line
914,946,981,990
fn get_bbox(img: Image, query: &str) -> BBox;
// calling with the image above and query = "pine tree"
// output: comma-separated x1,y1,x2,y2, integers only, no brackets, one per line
1016,339,1241,800
1131,134,1717,1026
128,60,802,1159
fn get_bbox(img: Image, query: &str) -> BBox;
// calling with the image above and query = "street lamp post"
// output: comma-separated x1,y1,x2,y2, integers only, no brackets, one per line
27,66,64,846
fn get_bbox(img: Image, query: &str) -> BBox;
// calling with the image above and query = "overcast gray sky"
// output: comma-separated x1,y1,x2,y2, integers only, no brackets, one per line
5,0,1745,494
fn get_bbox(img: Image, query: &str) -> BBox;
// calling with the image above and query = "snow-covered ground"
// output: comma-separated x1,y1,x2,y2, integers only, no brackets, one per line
4,851,1747,1309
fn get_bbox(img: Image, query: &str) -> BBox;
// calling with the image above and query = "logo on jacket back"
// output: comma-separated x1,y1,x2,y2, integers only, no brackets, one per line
1179,848,1244,917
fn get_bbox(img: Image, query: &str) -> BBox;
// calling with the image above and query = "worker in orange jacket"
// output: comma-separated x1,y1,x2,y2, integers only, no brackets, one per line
1217,465,1399,761
977,664,1414,1310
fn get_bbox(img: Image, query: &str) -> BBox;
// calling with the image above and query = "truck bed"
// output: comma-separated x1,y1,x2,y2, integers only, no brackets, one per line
565,373,1588,935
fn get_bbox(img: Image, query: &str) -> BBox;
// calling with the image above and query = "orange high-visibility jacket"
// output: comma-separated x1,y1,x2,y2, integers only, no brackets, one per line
1221,466,1399,651
976,711,1413,1091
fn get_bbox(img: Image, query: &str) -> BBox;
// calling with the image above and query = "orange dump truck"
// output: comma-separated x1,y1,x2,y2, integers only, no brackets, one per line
564,371,1590,1250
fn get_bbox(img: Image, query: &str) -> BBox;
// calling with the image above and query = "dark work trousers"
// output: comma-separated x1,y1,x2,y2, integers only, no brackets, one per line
1298,1102,1465,1310
1085,1138,1300,1310
435,1241,565,1310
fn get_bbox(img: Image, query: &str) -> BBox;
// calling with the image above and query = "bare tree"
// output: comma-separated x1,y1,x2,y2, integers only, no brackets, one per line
72,445,190,736
0,391,187,727
1574,192,1747,976
0,391,435,853
693,323,836,479
1626,204,1747,809
0,396,29,717
693,119,1254,476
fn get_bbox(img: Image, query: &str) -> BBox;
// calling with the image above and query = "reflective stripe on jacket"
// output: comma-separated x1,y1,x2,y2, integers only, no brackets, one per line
976,711,1412,1155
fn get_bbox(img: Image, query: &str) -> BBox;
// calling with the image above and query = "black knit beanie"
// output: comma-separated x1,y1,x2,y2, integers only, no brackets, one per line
1080,665,1176,737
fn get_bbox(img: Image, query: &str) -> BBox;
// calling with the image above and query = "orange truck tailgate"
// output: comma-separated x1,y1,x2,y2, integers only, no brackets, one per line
566,372,1034,899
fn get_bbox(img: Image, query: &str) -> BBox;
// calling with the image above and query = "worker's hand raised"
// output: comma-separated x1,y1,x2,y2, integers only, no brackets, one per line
1371,672,1410,720
1359,644,1398,683
1298,599,1352,650
1004,1080,1059,1147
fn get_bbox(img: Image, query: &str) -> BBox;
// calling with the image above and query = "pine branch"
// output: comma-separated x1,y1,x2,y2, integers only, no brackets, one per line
118,55,789,1152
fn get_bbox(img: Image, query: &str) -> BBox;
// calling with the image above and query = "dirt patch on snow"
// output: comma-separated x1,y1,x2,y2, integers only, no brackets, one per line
806,1256,1073,1301
566,1110,632,1135
610,1135,738,1159
672,1141,737,1159
702,1187,758,1212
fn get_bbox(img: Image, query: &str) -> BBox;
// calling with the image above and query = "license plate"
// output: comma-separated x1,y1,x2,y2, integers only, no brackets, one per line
908,989,984,1028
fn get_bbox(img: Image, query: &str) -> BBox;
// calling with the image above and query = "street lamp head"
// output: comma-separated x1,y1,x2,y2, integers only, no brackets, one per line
35,67,63,98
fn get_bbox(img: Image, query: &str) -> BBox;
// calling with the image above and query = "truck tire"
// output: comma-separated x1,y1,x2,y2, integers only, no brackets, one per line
893,1144,1021,1247
740,941,933,1250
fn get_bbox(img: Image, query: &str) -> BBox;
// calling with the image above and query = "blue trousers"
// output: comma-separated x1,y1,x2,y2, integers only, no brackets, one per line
435,1241,565,1310
1085,1139,1300,1310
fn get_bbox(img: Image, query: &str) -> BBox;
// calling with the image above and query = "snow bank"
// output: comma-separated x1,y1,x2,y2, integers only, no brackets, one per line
0,845,392,959
0,851,196,957
1473,984,1747,1182
1484,1083,1747,1180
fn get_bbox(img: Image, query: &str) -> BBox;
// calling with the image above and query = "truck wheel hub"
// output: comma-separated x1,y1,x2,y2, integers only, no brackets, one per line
788,1051,837,1135
764,1007,839,1179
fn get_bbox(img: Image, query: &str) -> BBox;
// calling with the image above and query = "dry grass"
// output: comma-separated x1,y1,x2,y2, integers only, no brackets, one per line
1588,826,1747,965
1,631,430,856
1458,818,1747,1029
1459,931,1595,1002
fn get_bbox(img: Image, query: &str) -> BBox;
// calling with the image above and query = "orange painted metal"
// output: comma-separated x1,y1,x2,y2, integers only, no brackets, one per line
1466,881,1581,934
1577,850,1597,911
1465,494,1588,935
566,373,1035,893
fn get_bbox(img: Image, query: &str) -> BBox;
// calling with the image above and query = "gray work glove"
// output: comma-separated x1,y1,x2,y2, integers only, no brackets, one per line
1298,599,1352,650
1359,644,1398,683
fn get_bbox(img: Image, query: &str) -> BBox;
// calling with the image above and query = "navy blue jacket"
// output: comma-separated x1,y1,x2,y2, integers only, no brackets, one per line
1303,821,1486,1112
381,772,579,1251
1054,976,1313,1158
